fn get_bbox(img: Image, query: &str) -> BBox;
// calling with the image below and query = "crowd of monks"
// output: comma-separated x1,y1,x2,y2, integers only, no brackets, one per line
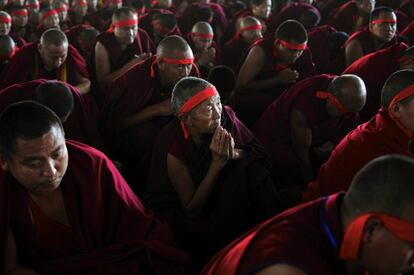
1,0,414,273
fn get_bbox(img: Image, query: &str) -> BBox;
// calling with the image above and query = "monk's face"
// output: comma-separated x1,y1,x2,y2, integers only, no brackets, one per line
157,0,172,8
192,35,213,51
357,0,375,14
369,12,397,43
12,10,29,27
57,6,68,22
251,0,271,19
274,40,304,64
0,16,11,35
27,0,40,13
187,95,222,135
158,51,194,84
42,12,60,29
393,97,414,133
113,14,138,45
240,24,263,44
72,1,88,17
38,42,68,71
0,126,69,195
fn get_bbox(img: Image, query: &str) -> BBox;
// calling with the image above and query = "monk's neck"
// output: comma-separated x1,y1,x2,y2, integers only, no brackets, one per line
372,37,389,50
29,186,64,203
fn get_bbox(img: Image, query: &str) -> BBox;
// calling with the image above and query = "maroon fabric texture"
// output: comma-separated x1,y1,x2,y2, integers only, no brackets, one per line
201,193,346,275
328,1,363,34
303,109,414,202
233,36,316,128
401,20,414,44
253,74,359,183
0,42,89,89
0,79,107,152
307,24,338,74
342,42,408,122
221,37,250,72
0,140,188,274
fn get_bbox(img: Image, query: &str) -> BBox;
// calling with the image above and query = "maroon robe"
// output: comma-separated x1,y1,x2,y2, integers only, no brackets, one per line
253,74,359,185
303,109,414,202
327,1,367,34
65,24,96,59
0,140,187,274
342,42,408,122
401,20,414,45
201,193,347,275
145,106,279,265
221,36,250,72
0,79,107,152
233,36,316,128
0,41,89,89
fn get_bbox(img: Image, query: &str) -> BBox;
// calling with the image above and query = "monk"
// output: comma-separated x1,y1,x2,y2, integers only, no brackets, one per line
150,13,181,46
202,155,414,275
0,34,16,74
343,43,414,122
94,7,155,91
342,7,399,68
67,0,88,26
9,7,28,47
221,16,263,71
0,80,106,152
0,11,12,36
25,0,39,33
328,0,375,34
187,21,219,77
0,101,188,274
54,1,70,30
145,77,279,271
65,24,99,59
303,69,414,202
253,74,366,204
234,19,315,127
0,29,91,96
102,35,199,192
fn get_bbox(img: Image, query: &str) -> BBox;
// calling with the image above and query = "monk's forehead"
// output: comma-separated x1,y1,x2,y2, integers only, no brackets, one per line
116,12,137,21
376,11,396,20
193,24,213,33
162,48,193,58
241,18,261,28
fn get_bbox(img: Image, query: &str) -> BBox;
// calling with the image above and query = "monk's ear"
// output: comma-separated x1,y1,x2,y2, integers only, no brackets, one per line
0,154,10,171
178,113,191,125
392,103,402,118
361,218,383,245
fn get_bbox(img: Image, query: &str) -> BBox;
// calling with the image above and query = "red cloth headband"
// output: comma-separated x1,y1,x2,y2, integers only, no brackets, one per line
39,9,58,26
388,83,414,136
73,1,88,7
55,5,68,13
26,2,40,8
0,16,11,24
108,18,138,32
179,85,219,139
340,213,414,260
236,24,262,39
191,32,214,39
371,19,397,25
316,91,346,113
11,9,28,17
150,56,194,78
276,38,307,50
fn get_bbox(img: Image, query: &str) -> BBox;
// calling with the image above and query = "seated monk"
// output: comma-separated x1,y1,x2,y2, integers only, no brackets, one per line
303,69,414,202
254,74,366,194
26,6,60,42
144,77,279,269
150,13,181,46
54,1,71,30
202,155,414,275
65,24,99,59
343,43,414,122
24,0,39,39
341,6,399,69
187,21,220,77
221,16,263,72
102,35,199,192
0,11,12,36
328,0,375,35
67,0,88,26
0,80,106,152
0,101,188,274
9,7,28,47
234,19,315,128
94,7,155,93
0,29,91,96
0,34,17,74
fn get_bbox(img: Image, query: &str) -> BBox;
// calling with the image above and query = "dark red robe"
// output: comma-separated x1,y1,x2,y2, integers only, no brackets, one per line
401,20,414,45
145,106,279,267
201,193,347,275
0,140,188,274
327,1,367,34
65,24,96,59
221,36,250,72
84,10,107,32
303,109,414,202
342,42,408,122
233,36,316,128
0,79,107,153
253,74,359,185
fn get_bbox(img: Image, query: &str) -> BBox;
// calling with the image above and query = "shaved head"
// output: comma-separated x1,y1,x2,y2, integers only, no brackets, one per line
0,11,11,35
381,70,414,109
275,19,307,43
0,34,15,61
112,7,137,23
191,21,213,34
156,35,193,59
40,28,68,47
238,16,261,30
329,74,367,113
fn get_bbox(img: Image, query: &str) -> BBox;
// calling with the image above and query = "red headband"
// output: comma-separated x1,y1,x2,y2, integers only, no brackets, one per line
26,2,40,8
316,91,346,113
108,18,138,32
236,24,262,39
340,213,414,260
371,19,397,25
179,85,219,139
39,9,58,27
388,83,414,136
11,9,28,17
73,1,88,7
276,38,307,50
150,56,194,78
191,32,214,39
0,16,11,24
55,5,68,13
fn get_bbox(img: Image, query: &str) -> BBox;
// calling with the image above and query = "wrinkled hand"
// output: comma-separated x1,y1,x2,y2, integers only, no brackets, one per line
197,48,215,66
209,126,235,165
276,68,299,84
156,98,173,116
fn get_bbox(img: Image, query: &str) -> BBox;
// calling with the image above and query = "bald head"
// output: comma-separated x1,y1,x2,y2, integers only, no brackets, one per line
238,16,261,30
112,7,137,22
40,28,68,47
381,69,414,109
156,35,193,59
275,19,307,43
191,21,213,34
0,34,15,61
34,81,74,122
0,11,11,35
344,154,414,221
329,74,367,113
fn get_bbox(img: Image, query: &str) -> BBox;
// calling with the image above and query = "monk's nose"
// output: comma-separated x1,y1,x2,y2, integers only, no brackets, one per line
42,159,57,177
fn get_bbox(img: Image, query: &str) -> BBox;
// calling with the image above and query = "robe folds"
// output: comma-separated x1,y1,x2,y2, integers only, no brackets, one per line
303,109,414,202
201,193,347,275
0,41,89,89
221,37,250,72
253,74,359,185
144,106,279,253
233,36,316,128
65,24,96,58
0,140,188,274
342,42,408,122
0,79,107,152
327,1,364,34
